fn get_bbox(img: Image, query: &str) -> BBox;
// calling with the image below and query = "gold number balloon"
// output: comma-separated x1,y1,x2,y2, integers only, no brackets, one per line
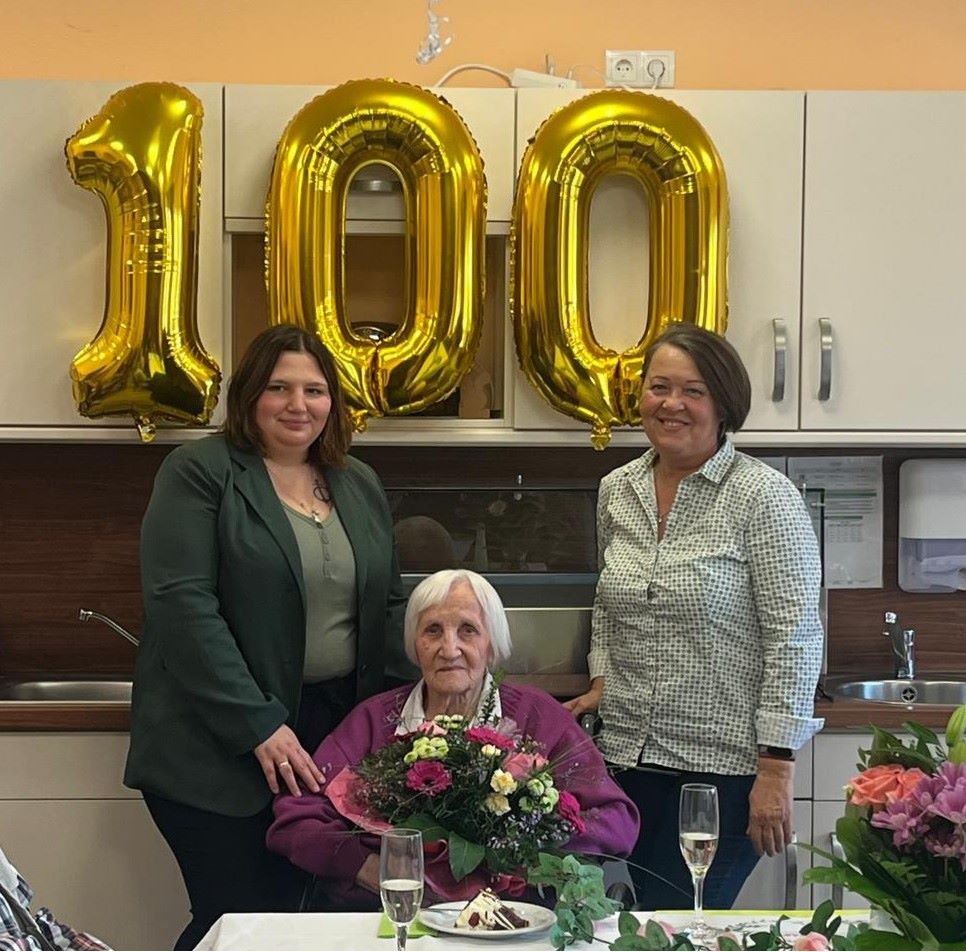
266,79,486,430
66,82,221,442
512,90,728,449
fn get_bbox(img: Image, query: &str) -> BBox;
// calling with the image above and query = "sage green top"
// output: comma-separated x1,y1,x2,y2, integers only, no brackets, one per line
281,503,357,682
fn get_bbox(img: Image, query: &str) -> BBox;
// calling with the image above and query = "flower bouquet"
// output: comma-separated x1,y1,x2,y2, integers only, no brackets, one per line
803,703,966,949
326,688,586,901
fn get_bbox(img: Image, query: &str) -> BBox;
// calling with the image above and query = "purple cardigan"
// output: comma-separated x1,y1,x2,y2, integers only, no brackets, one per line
268,682,639,909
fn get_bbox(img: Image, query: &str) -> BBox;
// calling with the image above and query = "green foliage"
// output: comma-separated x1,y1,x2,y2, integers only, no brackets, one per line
447,829,485,880
527,853,620,949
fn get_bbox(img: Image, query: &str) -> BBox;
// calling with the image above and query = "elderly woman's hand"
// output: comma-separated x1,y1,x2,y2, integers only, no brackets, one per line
254,725,325,797
747,757,794,856
563,677,604,718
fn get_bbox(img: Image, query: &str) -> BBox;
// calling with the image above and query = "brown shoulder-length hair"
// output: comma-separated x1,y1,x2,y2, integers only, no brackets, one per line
641,323,751,437
222,324,352,468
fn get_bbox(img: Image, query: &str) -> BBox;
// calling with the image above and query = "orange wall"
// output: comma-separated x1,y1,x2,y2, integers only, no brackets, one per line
3,0,965,89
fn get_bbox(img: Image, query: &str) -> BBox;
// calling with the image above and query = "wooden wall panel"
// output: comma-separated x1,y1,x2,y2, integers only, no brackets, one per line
1,441,964,679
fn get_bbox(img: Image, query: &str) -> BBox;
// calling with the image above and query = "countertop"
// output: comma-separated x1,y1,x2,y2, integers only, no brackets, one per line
0,693,955,733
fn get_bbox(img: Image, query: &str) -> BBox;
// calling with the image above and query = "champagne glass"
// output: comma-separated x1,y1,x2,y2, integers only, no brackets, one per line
379,829,424,952
679,783,719,945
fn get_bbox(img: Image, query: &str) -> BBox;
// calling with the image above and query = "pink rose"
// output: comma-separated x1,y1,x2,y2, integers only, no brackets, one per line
465,726,515,750
557,790,586,833
405,761,452,796
792,932,830,951
848,764,929,807
502,751,548,781
637,919,676,939
892,767,929,801
415,720,448,736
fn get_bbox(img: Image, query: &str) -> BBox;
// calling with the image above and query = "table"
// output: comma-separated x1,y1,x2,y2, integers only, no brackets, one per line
195,909,871,950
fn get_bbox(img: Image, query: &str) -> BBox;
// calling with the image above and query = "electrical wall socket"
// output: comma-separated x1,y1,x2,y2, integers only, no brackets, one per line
605,49,676,88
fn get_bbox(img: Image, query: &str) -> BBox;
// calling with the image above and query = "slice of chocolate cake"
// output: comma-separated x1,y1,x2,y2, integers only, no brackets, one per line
454,888,530,930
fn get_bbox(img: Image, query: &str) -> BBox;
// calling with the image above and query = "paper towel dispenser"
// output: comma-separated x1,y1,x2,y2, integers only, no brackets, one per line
899,459,966,592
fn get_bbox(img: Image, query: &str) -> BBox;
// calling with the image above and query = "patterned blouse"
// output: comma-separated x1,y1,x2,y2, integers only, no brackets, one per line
589,440,824,775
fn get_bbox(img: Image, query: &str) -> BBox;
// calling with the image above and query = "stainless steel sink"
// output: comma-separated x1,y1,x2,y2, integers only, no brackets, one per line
0,679,132,703
826,675,966,706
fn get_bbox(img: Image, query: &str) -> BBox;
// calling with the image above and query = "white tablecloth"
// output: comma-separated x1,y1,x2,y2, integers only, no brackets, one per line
195,910,871,950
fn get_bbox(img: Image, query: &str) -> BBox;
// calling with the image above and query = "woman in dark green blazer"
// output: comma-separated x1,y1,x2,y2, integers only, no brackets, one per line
125,325,409,949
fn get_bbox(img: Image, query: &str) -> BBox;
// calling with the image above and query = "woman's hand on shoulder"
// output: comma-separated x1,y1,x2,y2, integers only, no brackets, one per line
562,678,604,718
254,725,325,797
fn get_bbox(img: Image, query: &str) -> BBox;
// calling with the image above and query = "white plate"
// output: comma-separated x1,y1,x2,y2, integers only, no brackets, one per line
417,901,556,939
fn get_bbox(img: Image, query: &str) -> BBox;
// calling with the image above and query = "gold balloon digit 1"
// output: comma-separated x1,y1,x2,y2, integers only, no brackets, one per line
66,82,221,442
266,78,487,431
512,90,728,449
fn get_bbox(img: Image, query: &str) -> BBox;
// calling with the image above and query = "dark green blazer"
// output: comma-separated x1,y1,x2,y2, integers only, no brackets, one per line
124,435,410,816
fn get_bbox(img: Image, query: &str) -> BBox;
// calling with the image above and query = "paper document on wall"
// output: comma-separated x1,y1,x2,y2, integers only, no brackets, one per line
787,456,883,589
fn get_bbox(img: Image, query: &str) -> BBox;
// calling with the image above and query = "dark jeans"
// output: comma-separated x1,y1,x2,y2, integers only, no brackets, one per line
615,766,760,911
145,675,357,949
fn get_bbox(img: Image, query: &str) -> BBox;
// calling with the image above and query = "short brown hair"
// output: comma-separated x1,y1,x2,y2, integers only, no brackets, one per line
223,324,352,468
642,323,751,435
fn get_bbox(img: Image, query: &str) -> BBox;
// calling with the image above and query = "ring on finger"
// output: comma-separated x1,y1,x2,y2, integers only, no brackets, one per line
279,760,290,768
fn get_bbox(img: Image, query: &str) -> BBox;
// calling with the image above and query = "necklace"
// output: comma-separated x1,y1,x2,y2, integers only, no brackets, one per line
264,460,332,525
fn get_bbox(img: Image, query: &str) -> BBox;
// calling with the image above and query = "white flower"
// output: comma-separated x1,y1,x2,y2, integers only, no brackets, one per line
490,769,518,794
480,744,501,758
485,793,511,815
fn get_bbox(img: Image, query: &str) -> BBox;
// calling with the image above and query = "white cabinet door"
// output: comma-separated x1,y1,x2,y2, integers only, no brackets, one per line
512,89,804,433
811,800,871,911
0,79,224,430
0,798,187,951
734,801,812,911
225,85,515,221
813,732,869,801
801,92,966,431
0,732,188,949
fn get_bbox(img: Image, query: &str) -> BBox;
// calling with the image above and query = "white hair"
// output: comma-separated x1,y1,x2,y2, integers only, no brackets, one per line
403,569,512,667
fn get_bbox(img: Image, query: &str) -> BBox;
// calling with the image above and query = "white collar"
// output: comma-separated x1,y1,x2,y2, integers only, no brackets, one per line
396,671,502,735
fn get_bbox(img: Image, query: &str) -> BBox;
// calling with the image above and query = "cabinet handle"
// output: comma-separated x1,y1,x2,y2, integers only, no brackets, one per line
771,319,787,402
830,832,844,909
818,318,833,401
783,832,798,910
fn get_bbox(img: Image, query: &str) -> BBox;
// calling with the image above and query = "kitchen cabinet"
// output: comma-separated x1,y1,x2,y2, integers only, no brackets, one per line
0,732,187,949
811,800,870,911
511,89,805,437
801,92,966,432
224,84,516,223
0,79,224,435
734,801,813,911
810,731,883,910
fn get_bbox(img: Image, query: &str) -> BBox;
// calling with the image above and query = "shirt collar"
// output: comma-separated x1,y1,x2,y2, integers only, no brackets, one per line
395,671,501,735
640,437,735,485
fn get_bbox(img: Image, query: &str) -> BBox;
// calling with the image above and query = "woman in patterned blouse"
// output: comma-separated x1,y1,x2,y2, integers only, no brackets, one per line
565,323,824,910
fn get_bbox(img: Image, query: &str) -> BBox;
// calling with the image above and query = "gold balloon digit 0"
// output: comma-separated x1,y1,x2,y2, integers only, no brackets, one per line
66,82,221,442
266,79,486,430
512,90,728,449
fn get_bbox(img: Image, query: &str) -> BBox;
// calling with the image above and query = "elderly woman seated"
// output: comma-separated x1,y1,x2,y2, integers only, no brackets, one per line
267,569,639,910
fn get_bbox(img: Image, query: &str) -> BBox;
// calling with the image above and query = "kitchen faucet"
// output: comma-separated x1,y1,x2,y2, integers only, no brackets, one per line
78,608,140,647
883,611,915,679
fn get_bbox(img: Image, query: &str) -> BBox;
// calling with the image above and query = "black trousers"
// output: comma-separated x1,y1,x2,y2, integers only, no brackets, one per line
615,766,760,911
145,675,357,950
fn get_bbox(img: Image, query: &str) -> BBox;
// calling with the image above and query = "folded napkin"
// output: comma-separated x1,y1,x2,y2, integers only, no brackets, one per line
377,913,438,939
